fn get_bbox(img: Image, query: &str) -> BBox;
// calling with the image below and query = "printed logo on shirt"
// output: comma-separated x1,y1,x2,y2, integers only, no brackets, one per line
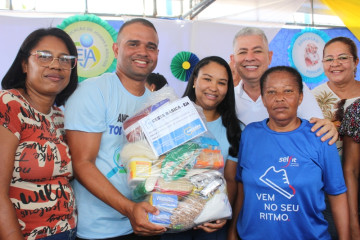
260,166,296,199
106,147,127,178
279,156,299,167
117,113,129,123
109,113,130,135
257,166,299,222
109,125,122,135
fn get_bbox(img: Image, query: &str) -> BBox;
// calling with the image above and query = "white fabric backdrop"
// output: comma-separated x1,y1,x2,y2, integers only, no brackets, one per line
1,2,310,96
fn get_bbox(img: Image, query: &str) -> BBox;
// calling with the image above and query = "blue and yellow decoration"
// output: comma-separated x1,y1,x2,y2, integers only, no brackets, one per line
321,0,360,42
58,14,117,82
170,51,199,82
288,28,330,84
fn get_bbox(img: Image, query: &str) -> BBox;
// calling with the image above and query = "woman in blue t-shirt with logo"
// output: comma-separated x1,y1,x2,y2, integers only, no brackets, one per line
229,66,350,240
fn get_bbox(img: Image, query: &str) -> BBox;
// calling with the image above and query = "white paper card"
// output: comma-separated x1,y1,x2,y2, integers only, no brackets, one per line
139,97,207,157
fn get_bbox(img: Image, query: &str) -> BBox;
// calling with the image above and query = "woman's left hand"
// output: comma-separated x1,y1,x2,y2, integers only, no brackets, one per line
193,219,227,233
310,118,338,145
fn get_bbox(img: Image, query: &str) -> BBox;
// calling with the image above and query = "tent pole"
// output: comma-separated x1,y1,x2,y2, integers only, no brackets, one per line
180,0,183,17
181,0,215,20
85,0,88,14
153,0,157,17
311,0,314,26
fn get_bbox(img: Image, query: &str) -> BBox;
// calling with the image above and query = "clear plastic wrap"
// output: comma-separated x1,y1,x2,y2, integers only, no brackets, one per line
123,86,178,143
121,87,232,232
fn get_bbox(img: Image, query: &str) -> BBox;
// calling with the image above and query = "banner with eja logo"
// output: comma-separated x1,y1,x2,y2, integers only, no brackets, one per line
58,14,117,82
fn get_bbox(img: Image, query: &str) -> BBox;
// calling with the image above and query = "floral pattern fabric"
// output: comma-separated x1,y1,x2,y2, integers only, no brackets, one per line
312,83,358,123
312,83,360,157
340,98,360,143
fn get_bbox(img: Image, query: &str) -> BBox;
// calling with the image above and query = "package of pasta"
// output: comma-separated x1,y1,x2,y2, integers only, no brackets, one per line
159,135,224,181
121,131,225,193
147,170,232,232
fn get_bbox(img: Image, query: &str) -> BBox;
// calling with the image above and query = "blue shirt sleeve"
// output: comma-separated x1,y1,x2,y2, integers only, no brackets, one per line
64,79,107,133
320,140,347,195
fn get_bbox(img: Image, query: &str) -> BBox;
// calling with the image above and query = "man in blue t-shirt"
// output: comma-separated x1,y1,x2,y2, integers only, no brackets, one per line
65,18,166,240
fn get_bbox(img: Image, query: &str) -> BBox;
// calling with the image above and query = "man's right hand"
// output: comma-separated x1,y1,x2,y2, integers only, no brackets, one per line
128,201,166,236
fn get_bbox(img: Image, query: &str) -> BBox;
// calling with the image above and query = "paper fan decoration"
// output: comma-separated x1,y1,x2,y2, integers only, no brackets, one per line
170,51,199,82
58,14,117,82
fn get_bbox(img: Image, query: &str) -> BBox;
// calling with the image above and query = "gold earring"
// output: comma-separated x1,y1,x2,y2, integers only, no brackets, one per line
193,85,195,88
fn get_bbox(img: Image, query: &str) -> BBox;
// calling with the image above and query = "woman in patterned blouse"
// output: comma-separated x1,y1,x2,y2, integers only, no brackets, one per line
311,36,360,240
0,28,78,240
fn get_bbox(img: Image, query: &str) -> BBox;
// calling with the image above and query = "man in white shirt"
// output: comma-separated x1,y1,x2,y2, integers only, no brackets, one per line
230,27,337,143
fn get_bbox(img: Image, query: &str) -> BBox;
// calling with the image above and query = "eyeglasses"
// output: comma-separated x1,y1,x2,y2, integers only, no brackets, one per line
30,50,77,70
322,55,353,65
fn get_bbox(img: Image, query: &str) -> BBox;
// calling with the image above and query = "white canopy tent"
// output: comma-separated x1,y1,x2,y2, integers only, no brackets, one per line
0,0,345,27
0,0,350,95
